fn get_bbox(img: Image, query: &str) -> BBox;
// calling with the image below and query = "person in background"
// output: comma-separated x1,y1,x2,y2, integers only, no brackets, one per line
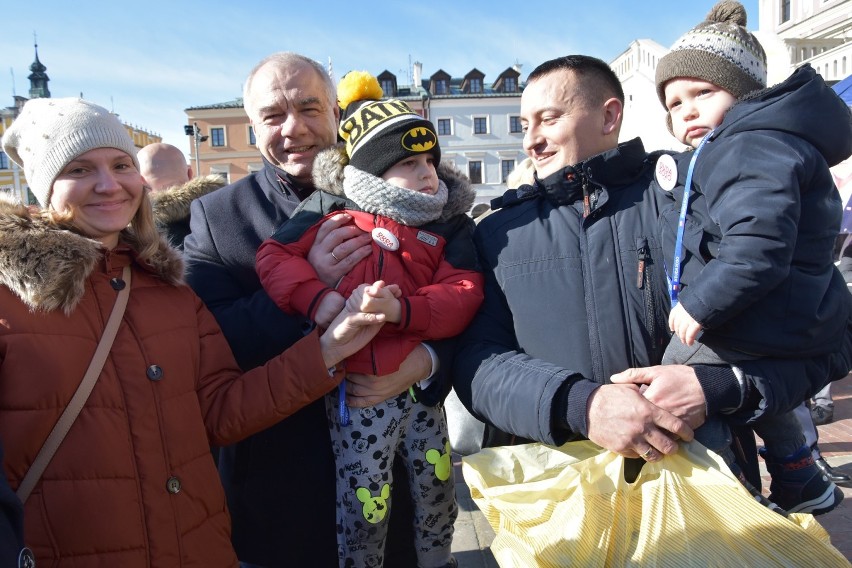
0,97,384,567
137,142,225,249
183,52,444,567
794,405,852,486
137,142,192,192
653,0,850,514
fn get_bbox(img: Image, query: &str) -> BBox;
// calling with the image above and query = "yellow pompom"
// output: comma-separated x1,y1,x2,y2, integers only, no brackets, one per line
337,71,384,109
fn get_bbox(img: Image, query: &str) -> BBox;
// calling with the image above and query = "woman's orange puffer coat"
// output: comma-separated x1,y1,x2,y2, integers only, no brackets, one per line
0,201,340,567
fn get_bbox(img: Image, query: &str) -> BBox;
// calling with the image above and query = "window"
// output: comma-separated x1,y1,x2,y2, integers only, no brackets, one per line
501,160,515,183
210,164,230,183
0,151,8,170
509,116,522,133
504,77,517,92
210,127,225,147
780,0,791,23
434,80,448,95
469,161,482,184
381,79,395,97
473,116,488,135
470,78,483,94
248,125,256,145
437,118,452,136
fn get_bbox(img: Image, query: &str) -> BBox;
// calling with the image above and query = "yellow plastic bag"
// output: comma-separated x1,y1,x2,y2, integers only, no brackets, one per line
463,440,850,567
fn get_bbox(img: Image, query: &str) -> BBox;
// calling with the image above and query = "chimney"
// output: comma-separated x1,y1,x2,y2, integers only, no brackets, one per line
413,61,423,87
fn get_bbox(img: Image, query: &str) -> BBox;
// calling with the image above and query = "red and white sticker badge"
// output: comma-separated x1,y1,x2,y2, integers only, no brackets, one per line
655,154,678,192
372,227,400,251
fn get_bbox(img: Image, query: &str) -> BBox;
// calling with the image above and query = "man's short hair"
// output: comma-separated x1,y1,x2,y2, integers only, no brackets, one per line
242,52,336,118
527,55,625,107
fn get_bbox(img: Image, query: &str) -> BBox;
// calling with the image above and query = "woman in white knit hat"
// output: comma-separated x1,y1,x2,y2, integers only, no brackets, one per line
0,97,385,567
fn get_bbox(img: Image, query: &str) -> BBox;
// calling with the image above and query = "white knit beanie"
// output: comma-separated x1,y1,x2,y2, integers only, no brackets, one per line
1,97,140,207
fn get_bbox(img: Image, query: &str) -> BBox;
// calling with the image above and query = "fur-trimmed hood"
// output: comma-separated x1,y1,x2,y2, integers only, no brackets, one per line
0,198,183,314
312,145,476,222
149,174,226,225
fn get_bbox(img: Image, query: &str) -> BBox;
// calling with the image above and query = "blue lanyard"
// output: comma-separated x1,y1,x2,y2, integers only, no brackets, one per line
338,380,351,426
669,131,713,308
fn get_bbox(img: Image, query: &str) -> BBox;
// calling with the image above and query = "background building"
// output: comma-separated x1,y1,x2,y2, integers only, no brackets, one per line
184,100,259,184
757,0,852,86
185,61,526,206
185,2,851,206
0,43,161,204
612,39,681,153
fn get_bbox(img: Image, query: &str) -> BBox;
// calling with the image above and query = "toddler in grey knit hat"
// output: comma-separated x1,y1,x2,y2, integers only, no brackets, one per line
652,0,852,517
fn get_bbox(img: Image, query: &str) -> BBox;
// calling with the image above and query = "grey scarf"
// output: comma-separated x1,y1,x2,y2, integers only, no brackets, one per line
343,165,449,226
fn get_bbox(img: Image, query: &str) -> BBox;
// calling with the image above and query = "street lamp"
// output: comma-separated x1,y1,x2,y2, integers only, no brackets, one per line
184,122,208,176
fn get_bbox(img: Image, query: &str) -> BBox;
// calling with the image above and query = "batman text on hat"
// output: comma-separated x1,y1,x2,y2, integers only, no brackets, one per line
341,100,413,149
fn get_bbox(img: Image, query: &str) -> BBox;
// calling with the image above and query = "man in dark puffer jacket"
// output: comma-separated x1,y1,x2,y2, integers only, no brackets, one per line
453,55,852,488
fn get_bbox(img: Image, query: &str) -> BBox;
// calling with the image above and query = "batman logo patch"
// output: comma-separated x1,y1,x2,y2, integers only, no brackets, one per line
401,127,437,153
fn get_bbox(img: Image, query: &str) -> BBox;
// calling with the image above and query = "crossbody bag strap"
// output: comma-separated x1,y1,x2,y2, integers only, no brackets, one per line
16,264,132,503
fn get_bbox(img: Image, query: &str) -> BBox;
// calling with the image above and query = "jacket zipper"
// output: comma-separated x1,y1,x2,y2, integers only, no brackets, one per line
637,238,661,362
579,207,604,382
637,243,648,289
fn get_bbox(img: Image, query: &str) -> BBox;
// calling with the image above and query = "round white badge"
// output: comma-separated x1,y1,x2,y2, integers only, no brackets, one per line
655,153,678,192
372,227,400,251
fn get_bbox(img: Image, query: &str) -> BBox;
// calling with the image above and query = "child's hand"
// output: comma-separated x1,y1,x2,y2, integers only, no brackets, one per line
346,280,402,323
669,303,703,346
314,291,345,329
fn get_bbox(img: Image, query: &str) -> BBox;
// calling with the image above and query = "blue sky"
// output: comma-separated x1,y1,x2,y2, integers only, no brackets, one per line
3,0,759,158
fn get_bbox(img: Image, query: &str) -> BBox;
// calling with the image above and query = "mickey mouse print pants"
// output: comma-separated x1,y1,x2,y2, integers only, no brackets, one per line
326,389,457,568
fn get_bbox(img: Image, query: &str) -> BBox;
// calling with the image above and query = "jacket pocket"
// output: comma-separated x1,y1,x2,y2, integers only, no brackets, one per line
636,236,668,364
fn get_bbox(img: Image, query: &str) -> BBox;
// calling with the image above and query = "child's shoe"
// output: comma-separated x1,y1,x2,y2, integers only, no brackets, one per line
729,462,787,517
760,446,843,515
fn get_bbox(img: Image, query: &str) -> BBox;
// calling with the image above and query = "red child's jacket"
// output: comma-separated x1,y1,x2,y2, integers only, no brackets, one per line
257,153,483,376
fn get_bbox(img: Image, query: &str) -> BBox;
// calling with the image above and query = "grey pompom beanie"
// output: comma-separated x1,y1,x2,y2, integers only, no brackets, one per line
655,0,767,107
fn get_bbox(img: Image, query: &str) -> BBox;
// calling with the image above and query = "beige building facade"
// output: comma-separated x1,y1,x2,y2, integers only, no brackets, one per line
184,101,261,183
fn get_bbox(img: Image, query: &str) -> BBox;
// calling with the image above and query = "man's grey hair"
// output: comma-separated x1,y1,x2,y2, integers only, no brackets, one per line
243,52,336,117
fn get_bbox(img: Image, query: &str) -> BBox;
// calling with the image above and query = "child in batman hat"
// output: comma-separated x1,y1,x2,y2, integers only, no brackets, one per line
256,71,483,568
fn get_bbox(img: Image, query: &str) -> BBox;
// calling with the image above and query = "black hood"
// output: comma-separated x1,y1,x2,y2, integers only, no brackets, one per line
713,64,852,167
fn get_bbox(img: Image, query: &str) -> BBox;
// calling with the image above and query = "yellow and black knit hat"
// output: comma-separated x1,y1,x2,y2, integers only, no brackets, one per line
337,71,440,177
655,0,767,107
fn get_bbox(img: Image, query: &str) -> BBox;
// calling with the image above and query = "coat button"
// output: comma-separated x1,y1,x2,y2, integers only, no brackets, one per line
166,476,182,494
110,277,126,290
146,365,163,381
18,547,35,568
